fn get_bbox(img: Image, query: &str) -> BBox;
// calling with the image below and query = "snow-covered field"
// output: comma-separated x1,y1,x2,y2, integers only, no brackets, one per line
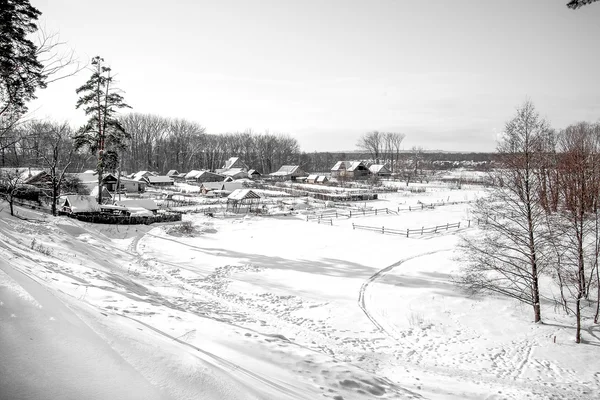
1,185,598,399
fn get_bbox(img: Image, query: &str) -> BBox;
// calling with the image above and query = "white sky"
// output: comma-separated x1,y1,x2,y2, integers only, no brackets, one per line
28,0,600,152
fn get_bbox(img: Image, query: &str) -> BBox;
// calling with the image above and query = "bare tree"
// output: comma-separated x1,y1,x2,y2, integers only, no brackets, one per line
551,122,600,342
357,131,383,163
0,168,25,216
29,121,74,215
457,101,549,323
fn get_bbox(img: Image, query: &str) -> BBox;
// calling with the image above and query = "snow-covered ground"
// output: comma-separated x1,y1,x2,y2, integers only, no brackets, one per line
1,185,598,399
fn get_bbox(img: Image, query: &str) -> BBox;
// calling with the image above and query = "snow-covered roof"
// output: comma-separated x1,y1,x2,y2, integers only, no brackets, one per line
221,168,247,178
133,171,155,181
227,189,261,201
346,161,367,172
145,175,174,184
62,195,100,213
223,157,248,170
316,176,328,182
185,170,223,180
307,174,319,180
331,161,346,171
369,164,391,174
166,170,179,176
271,165,305,176
248,169,261,176
202,182,224,190
331,161,367,172
114,199,159,211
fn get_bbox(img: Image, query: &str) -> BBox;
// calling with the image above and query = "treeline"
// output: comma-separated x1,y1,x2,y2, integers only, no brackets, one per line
0,115,302,174
459,101,600,344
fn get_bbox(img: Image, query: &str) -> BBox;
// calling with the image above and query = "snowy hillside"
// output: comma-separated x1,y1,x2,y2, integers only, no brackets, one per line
1,187,598,399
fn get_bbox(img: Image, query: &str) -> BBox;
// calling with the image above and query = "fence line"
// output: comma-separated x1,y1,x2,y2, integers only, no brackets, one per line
306,207,397,221
352,221,464,237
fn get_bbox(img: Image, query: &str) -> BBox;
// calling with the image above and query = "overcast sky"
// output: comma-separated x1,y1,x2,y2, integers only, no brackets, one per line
28,0,600,152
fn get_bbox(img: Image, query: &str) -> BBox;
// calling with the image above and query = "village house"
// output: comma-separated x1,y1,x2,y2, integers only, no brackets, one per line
114,199,159,215
119,177,146,193
269,165,308,181
217,157,249,173
369,164,392,177
60,195,100,214
185,170,225,183
143,175,174,186
220,168,248,180
73,172,119,192
248,169,261,179
330,161,370,179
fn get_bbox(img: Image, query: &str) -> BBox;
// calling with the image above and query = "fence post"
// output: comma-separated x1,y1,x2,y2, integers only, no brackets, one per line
375,209,378,215
421,204,424,210
330,219,332,226
382,226,385,234
458,222,461,228
446,223,449,230
406,229,409,238
352,223,355,230
468,219,471,227
421,226,424,235
349,211,352,217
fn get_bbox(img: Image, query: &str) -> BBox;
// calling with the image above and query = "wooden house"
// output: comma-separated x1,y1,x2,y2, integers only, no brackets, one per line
269,165,308,181
185,170,225,183
144,175,174,186
330,161,370,179
60,195,100,213
369,164,392,177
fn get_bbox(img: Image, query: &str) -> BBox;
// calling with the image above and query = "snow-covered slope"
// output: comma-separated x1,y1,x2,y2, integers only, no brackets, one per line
0,188,598,399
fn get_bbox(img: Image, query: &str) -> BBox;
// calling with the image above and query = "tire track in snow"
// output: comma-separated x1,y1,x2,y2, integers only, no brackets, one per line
358,249,452,337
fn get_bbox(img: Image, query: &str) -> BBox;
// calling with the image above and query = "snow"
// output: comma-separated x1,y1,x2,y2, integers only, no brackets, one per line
0,183,599,399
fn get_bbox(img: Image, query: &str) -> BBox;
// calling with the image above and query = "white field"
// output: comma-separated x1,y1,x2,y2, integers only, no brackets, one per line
0,184,598,400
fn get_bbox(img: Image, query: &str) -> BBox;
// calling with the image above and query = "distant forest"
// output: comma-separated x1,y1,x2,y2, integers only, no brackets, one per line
0,115,494,174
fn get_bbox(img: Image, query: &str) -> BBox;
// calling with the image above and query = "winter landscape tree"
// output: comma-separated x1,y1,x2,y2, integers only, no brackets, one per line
458,101,549,323
29,121,74,215
0,0,45,147
74,56,130,204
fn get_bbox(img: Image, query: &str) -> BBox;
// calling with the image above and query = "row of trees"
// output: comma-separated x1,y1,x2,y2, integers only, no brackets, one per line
356,131,406,172
118,114,301,174
459,101,600,343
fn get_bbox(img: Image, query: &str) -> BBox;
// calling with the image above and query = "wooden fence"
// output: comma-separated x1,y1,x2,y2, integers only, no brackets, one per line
352,221,463,237
306,207,397,221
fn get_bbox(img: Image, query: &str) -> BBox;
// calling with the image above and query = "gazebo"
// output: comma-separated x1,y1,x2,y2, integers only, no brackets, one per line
226,189,262,213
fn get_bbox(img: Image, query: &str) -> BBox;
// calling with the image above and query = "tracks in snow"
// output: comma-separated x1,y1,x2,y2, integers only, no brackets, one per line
358,249,451,337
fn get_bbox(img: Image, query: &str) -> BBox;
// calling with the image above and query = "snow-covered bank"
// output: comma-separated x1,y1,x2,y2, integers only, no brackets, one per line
1,187,599,399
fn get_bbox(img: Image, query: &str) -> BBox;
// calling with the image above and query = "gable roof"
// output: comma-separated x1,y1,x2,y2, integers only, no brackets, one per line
227,189,261,201
248,169,261,176
114,199,159,211
271,165,306,176
346,161,367,172
73,172,117,183
221,168,247,178
133,171,154,181
369,164,391,174
223,157,248,170
331,161,346,171
145,175,174,184
166,170,179,176
62,195,100,213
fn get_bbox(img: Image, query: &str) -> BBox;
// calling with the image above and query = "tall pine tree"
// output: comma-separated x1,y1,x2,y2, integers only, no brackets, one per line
0,0,45,141
74,56,130,204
